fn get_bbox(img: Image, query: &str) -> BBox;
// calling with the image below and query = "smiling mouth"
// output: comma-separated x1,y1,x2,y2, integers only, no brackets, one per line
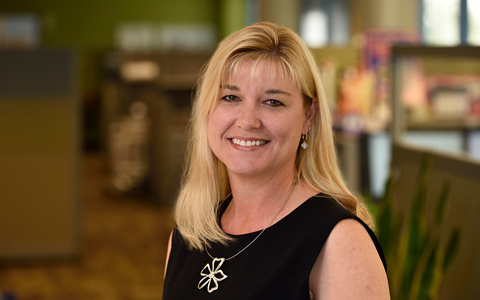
231,138,268,147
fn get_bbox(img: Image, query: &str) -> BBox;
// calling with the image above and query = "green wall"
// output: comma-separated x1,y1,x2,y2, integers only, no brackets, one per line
1,0,219,95
218,0,244,39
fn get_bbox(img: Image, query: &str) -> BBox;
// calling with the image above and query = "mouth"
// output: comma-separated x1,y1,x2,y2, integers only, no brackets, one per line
230,138,268,147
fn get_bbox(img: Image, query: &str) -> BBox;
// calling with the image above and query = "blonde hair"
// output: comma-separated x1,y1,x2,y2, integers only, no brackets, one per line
175,22,372,250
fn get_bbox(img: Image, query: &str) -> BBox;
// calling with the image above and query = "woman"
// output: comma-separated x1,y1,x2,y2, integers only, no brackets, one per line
163,22,390,299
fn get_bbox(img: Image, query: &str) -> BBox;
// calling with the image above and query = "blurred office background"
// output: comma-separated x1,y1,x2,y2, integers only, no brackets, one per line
0,0,479,299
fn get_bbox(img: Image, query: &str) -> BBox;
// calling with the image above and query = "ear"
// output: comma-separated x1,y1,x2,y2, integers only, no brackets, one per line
303,97,318,134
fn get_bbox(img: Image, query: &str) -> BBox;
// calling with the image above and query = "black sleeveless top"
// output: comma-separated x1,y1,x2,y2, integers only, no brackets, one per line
163,194,386,300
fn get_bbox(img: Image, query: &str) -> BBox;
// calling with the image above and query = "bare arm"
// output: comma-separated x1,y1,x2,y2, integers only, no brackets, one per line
164,230,173,278
309,219,390,299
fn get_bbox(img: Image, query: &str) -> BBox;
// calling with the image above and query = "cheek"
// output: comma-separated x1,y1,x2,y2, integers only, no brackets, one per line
207,110,227,148
209,106,235,132
274,114,305,140
207,111,220,135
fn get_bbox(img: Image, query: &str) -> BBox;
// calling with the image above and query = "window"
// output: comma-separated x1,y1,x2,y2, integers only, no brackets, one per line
422,0,480,45
467,0,480,44
299,0,350,47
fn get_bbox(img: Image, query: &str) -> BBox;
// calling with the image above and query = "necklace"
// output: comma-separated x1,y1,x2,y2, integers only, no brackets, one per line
197,181,297,293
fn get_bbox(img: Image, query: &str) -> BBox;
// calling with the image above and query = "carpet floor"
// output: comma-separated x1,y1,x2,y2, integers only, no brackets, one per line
0,153,175,300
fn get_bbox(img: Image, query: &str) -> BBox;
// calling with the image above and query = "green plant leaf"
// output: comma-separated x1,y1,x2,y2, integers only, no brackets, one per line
393,227,409,300
376,175,398,258
418,242,438,300
378,203,394,254
406,236,436,300
443,228,461,272
435,182,451,226
402,156,431,298
429,248,445,300
376,154,460,300
403,230,429,299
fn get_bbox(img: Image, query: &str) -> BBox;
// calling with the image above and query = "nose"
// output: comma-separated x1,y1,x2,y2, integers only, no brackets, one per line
235,102,261,130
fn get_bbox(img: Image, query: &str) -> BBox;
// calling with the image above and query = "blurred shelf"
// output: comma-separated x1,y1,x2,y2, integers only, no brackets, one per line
407,118,480,130
104,51,212,91
392,45,480,58
392,45,480,140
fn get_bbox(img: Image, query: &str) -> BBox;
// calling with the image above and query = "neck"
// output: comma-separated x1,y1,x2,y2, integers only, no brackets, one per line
230,165,296,205
222,167,298,234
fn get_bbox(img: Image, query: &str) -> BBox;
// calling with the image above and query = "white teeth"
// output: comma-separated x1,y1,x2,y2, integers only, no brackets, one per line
232,138,266,147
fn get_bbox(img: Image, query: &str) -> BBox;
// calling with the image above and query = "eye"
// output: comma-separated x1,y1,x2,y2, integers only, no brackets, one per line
265,99,284,107
221,95,239,102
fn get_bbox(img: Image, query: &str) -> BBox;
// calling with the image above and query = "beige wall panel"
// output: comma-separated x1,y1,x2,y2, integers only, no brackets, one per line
392,145,480,300
0,98,79,260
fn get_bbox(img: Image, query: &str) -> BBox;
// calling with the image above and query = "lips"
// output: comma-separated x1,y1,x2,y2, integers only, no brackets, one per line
231,138,268,147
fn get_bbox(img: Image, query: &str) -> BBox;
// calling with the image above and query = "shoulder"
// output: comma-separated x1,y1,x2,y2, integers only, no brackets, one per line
164,229,174,278
301,193,347,213
300,193,358,226
289,193,365,243
309,219,390,299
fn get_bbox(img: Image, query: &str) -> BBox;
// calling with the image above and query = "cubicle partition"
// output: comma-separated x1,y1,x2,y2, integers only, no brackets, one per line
390,46,480,299
391,143,480,299
0,49,80,260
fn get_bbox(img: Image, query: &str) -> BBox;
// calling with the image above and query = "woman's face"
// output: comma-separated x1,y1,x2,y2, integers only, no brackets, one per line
207,61,316,181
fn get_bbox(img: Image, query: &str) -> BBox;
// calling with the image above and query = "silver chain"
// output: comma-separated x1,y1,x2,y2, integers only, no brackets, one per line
206,181,297,261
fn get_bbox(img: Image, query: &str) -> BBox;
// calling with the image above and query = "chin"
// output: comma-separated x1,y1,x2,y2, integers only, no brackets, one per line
226,164,266,177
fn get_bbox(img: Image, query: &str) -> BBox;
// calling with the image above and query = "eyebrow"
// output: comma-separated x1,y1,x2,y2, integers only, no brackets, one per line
221,84,240,91
221,85,291,96
266,89,291,96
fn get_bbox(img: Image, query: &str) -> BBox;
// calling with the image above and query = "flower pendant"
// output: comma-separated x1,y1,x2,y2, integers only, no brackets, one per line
198,257,228,293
